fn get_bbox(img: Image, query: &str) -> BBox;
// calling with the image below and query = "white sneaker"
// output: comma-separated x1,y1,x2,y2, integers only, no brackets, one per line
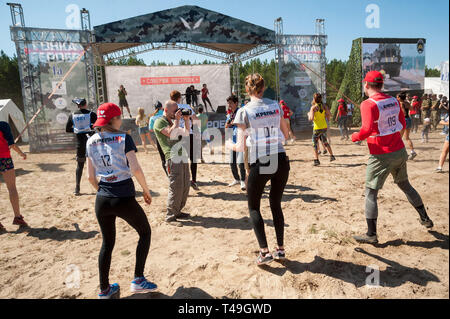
228,180,239,187
240,181,246,191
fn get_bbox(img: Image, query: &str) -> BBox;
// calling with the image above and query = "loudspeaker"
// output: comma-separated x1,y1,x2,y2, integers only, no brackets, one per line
216,105,226,113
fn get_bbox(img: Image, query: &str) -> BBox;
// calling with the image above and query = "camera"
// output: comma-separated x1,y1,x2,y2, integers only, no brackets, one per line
178,108,192,116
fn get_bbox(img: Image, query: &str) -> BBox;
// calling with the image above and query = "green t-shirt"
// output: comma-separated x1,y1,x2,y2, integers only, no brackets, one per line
118,89,126,101
154,116,183,161
197,113,208,132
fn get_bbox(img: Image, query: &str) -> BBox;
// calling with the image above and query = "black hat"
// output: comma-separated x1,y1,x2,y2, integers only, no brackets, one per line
72,98,87,107
154,101,163,109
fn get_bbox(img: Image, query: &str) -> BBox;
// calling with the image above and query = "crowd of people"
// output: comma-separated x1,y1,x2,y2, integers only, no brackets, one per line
0,70,448,299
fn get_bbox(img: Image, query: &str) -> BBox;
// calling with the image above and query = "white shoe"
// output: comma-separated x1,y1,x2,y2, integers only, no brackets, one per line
228,180,239,187
240,181,246,191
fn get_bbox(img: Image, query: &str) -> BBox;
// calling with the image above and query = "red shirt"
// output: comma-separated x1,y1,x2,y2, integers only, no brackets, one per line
410,101,419,115
351,92,406,155
0,121,15,158
201,88,209,99
338,104,348,117
281,104,291,119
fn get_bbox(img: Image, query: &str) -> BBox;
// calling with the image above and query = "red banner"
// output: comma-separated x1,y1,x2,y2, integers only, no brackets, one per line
140,76,200,86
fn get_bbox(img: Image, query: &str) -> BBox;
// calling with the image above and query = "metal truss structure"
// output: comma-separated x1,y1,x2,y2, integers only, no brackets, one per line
7,3,96,152
274,17,284,101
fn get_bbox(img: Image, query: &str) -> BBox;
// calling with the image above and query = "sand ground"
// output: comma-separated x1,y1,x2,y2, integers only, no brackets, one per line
0,127,448,299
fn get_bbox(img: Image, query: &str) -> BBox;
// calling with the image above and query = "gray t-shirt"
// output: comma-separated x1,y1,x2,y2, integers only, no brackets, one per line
234,98,285,163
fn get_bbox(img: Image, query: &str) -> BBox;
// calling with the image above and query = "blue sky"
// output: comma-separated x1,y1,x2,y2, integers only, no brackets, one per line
0,0,448,68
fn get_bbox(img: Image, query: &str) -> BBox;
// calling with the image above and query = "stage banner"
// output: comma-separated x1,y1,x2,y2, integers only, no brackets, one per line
279,35,326,131
362,38,426,93
105,64,231,116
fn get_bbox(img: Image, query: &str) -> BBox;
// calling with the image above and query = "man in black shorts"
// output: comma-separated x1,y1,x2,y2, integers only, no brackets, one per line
66,98,97,195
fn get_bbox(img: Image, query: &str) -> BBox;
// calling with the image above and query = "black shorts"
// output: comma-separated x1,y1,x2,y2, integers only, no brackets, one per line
119,99,128,108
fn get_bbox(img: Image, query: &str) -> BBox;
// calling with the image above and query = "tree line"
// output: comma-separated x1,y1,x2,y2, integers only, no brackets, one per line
0,49,443,114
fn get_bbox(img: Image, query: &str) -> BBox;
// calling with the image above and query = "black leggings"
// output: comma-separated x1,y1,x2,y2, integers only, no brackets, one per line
247,153,290,249
202,97,212,111
189,133,198,182
76,160,85,188
231,151,246,182
95,195,151,291
156,139,168,176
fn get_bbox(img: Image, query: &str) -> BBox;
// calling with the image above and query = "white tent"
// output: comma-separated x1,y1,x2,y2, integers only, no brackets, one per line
0,99,29,143
424,77,447,96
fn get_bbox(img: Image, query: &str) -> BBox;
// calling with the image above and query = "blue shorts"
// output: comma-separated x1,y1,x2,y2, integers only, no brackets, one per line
138,127,149,135
405,118,412,129
0,157,14,173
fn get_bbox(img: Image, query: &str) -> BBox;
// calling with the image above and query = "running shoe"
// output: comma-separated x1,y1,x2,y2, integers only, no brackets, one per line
98,283,120,299
130,277,158,294
191,181,199,191
435,167,443,173
0,222,5,232
323,149,328,155
330,155,336,162
74,186,81,196
176,212,191,220
317,150,322,155
228,180,239,187
419,217,434,228
408,151,417,161
13,215,28,227
313,159,320,166
353,233,378,244
256,251,274,266
240,181,246,191
272,248,286,261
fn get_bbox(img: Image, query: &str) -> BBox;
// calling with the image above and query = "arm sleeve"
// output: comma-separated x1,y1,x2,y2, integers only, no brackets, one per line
233,108,249,128
0,122,15,146
125,134,138,154
352,102,375,142
90,112,97,127
65,114,74,133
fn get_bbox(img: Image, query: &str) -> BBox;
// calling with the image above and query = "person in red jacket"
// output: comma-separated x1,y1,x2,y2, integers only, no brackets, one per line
0,121,28,232
351,71,433,244
335,98,349,140
280,100,295,144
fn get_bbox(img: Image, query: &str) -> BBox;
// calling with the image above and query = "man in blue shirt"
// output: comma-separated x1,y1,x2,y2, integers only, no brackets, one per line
149,101,167,176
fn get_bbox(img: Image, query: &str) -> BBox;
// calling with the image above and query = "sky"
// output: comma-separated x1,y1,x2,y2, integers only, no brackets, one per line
0,0,448,68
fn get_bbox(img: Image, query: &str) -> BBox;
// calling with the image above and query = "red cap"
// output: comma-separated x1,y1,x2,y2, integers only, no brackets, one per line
280,100,285,105
363,70,384,83
93,103,122,127
413,96,418,99
338,98,345,103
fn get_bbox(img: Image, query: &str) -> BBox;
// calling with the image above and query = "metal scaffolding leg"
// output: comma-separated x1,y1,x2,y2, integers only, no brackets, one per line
274,17,284,102
231,55,241,103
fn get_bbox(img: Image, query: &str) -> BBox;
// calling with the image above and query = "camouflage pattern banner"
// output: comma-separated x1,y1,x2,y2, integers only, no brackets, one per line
22,41,89,152
279,38,326,131
93,5,274,47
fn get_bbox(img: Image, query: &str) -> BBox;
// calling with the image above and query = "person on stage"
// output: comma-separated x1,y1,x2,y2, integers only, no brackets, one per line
118,85,132,118
201,84,213,112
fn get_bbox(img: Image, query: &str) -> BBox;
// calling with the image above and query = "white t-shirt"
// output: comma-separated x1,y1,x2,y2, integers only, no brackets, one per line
233,97,285,163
